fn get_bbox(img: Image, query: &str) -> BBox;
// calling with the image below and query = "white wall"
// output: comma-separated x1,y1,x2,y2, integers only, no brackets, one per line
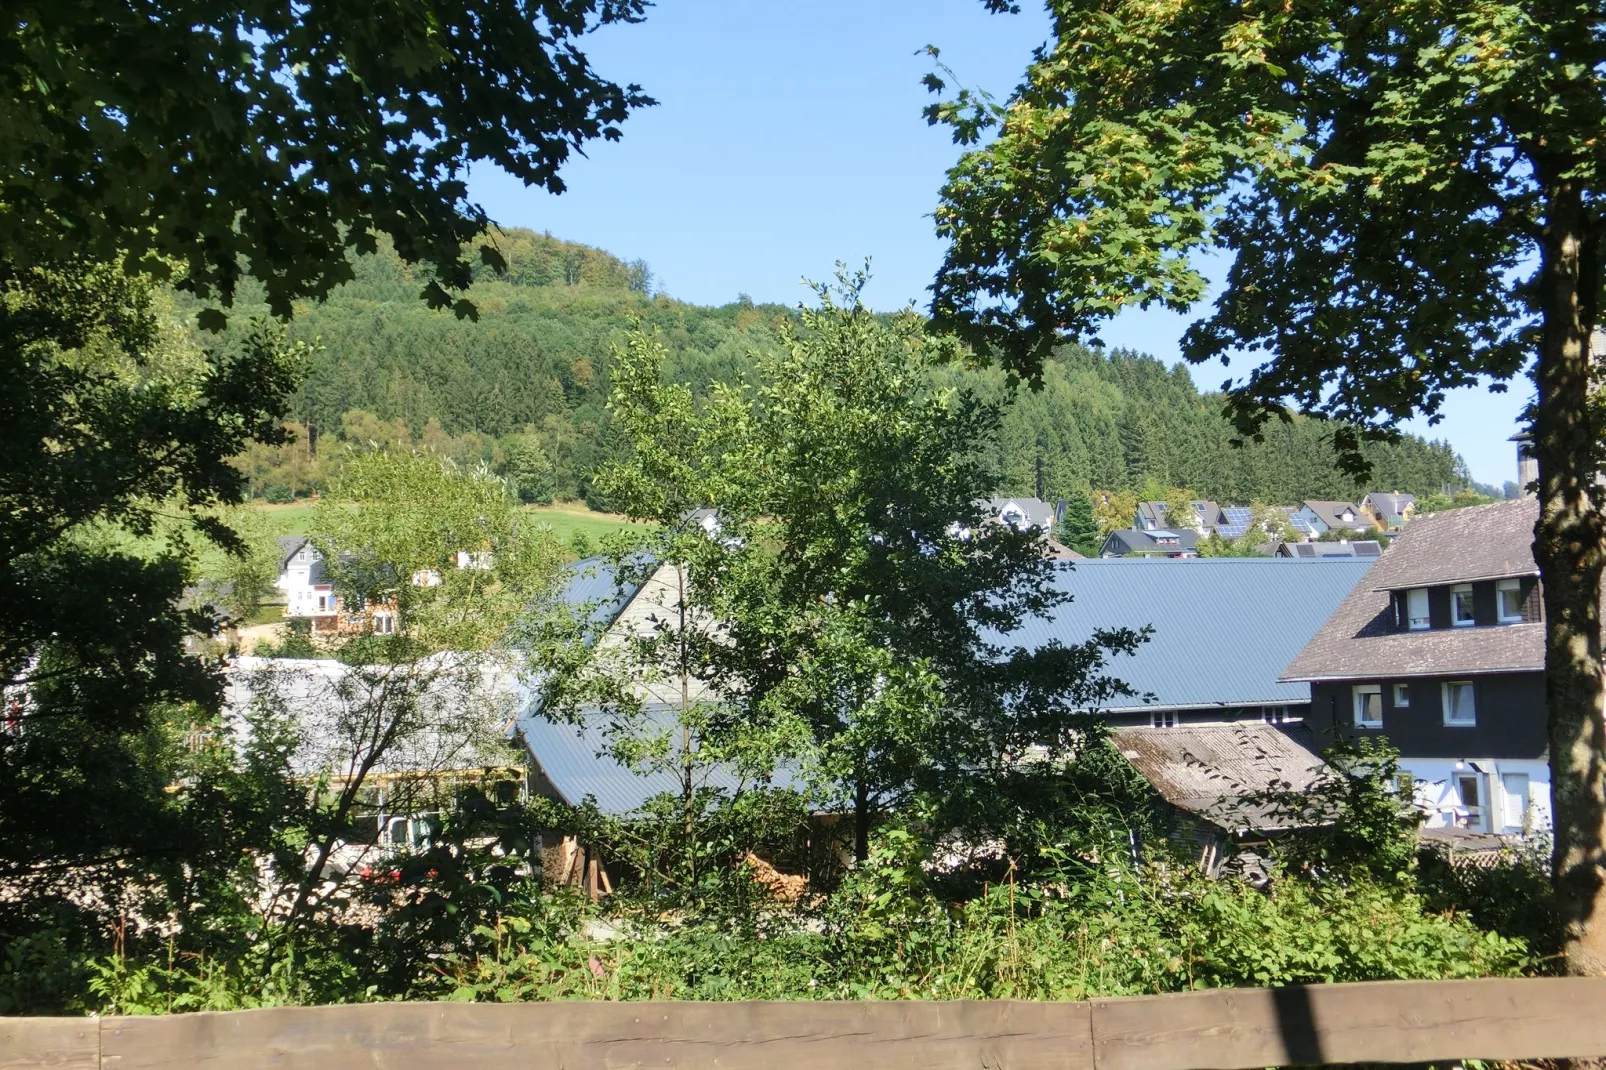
1399,756,1551,835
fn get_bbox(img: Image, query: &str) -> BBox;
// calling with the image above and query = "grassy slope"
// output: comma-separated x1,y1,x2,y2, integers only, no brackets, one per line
241,499,645,560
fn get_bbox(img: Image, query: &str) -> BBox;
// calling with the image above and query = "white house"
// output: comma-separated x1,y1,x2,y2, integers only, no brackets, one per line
275,536,338,622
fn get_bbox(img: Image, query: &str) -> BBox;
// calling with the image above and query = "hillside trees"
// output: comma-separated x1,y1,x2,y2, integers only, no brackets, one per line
931,0,1606,973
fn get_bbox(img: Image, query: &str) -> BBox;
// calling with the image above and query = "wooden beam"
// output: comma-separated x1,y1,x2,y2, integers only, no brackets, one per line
93,1001,1095,1070
1089,976,1606,1070
7,977,1606,1069
0,1017,96,1070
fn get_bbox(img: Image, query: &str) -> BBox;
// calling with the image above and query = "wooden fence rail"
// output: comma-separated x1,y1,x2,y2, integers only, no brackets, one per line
5,976,1606,1069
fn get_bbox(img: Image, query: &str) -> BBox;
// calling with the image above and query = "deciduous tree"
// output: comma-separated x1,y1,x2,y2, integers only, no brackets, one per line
3,0,652,321
929,0,1606,973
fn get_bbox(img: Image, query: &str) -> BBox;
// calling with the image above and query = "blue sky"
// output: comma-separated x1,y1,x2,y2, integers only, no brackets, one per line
466,0,1526,488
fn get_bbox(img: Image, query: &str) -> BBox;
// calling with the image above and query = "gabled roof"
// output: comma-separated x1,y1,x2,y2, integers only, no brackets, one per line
1102,528,1200,555
994,558,1374,711
1112,723,1325,830
555,554,650,634
1300,500,1369,530
1361,491,1417,524
1137,500,1227,532
1283,499,1542,682
277,535,310,570
1370,498,1538,590
1216,506,1254,539
985,496,1056,531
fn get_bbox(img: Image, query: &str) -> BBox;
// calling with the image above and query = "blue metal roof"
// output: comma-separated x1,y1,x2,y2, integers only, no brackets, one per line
517,704,782,814
556,554,647,633
515,556,1374,813
992,557,1374,711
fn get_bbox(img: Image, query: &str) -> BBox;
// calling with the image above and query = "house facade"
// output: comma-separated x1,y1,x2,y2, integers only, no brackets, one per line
274,536,398,637
1360,491,1417,532
1282,499,1550,836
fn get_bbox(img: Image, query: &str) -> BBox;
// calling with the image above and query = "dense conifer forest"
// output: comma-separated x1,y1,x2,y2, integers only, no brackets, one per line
202,229,1468,508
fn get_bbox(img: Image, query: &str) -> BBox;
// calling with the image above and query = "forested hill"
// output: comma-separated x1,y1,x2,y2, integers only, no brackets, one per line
201,228,1466,507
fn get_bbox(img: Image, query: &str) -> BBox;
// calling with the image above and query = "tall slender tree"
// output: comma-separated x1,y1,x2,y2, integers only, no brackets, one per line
928,0,1606,973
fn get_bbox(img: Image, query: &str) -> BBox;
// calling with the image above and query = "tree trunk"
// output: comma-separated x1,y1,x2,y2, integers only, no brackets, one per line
1533,179,1606,975
854,774,870,863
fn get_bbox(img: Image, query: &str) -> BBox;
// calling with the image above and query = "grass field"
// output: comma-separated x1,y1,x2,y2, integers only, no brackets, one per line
248,499,646,547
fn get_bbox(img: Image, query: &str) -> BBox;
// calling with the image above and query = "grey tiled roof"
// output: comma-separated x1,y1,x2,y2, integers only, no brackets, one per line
1302,500,1370,530
1283,499,1543,682
1371,498,1538,590
1102,528,1200,555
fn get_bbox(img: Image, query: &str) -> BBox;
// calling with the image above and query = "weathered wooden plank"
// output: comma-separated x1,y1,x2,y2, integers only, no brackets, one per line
0,1017,97,1070
1090,976,1606,1070
99,999,1096,1070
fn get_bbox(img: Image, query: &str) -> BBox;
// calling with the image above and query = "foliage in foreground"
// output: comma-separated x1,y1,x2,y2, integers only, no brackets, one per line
63,833,1529,1016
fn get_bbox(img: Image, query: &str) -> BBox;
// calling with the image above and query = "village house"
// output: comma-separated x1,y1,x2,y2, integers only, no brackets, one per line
1360,491,1417,532
514,556,1375,871
1268,539,1384,560
1291,500,1374,539
983,496,1062,533
1099,528,1200,558
1282,499,1550,837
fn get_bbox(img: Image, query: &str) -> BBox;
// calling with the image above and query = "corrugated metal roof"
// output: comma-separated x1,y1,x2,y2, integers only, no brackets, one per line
516,704,790,815
994,558,1375,711
557,554,648,631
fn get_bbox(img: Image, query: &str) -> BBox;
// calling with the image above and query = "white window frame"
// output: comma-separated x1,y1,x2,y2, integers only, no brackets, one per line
1450,584,1476,627
1497,578,1524,624
1150,709,1178,729
373,611,395,636
1455,772,1488,832
1392,683,1410,707
1353,684,1383,728
1501,772,1531,832
1442,680,1477,726
1406,588,1430,630
1260,705,1294,725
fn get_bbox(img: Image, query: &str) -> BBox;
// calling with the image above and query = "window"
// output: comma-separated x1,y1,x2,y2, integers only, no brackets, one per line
1502,773,1531,832
315,593,333,613
1406,588,1430,630
1497,579,1525,623
373,611,395,636
1442,681,1477,726
1392,683,1410,707
1353,684,1383,728
1150,710,1178,728
1455,773,1486,831
1261,705,1298,725
1451,584,1475,627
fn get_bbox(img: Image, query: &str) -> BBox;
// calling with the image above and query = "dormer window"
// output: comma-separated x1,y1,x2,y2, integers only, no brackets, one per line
1406,589,1430,630
1451,584,1475,627
1497,579,1524,623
